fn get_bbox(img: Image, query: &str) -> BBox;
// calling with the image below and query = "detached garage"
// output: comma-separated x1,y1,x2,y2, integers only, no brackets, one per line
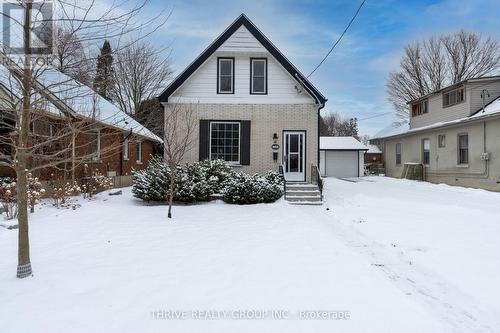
319,137,368,178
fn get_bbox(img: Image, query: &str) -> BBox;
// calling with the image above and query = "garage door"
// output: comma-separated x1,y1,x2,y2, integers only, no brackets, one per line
325,151,358,178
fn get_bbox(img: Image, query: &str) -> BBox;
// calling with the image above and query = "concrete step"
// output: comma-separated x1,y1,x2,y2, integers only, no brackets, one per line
286,190,321,196
286,184,319,191
288,201,324,206
286,195,322,202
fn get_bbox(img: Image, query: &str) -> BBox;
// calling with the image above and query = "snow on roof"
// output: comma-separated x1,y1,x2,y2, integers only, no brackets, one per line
372,123,410,140
0,63,162,143
320,136,368,150
367,144,382,154
373,98,500,140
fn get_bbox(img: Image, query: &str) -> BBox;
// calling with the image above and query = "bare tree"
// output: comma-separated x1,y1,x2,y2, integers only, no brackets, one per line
163,102,196,219
320,112,359,138
0,0,170,278
387,31,500,122
53,27,92,85
112,42,173,115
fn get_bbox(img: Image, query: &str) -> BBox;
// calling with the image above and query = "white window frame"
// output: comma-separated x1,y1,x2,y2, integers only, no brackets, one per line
217,58,234,94
438,134,446,148
458,133,469,165
123,137,129,160
136,141,142,164
395,143,402,165
422,138,430,165
209,121,240,164
443,86,465,108
250,58,267,94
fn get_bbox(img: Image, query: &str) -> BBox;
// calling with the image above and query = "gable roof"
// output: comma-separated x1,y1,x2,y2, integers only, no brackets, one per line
158,14,327,105
320,136,368,151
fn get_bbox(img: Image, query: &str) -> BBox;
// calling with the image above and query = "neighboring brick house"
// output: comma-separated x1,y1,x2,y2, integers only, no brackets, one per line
158,14,327,183
364,144,382,164
0,64,162,182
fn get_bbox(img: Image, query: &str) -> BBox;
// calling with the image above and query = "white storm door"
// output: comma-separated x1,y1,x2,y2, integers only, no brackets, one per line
283,131,305,181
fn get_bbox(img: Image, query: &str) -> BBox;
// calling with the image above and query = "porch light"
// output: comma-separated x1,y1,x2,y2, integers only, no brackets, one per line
273,133,278,140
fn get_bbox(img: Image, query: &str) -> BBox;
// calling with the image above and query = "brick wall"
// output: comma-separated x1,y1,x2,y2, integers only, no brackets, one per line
164,103,319,181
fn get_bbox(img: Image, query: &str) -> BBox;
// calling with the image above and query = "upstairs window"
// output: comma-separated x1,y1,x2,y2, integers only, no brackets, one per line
411,100,428,117
458,134,468,164
250,58,267,94
395,143,402,165
217,58,234,94
422,138,430,165
443,87,465,107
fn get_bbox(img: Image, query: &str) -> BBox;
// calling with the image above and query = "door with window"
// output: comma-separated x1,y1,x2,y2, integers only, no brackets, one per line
283,131,305,181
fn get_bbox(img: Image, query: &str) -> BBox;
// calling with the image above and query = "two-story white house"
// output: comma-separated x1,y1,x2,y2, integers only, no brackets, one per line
372,76,500,191
158,14,327,184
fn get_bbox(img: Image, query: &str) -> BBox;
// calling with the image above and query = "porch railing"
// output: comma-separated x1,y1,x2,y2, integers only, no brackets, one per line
279,162,287,200
311,165,323,201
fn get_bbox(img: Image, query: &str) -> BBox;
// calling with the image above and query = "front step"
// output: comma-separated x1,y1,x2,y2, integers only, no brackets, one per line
285,183,323,205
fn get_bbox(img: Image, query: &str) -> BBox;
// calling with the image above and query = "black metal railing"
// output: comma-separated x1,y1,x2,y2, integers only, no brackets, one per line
279,162,287,200
311,165,323,201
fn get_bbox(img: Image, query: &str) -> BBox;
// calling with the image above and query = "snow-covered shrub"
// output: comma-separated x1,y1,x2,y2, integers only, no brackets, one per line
27,173,44,213
132,158,231,203
223,171,284,204
51,181,81,208
132,156,171,201
196,159,232,194
0,180,17,219
81,167,113,198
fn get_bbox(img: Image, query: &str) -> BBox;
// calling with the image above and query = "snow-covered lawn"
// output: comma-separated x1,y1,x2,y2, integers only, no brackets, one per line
1,177,499,332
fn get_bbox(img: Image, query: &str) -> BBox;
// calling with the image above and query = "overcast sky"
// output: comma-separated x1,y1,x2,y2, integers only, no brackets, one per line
144,0,500,136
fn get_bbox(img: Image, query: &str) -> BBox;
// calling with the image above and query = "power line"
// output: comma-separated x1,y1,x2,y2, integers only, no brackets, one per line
357,112,393,121
307,0,367,78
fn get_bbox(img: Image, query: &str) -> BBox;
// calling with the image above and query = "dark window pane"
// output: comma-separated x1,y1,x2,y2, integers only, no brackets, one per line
220,60,232,75
289,154,298,172
290,134,298,152
210,122,240,162
253,77,265,93
253,60,265,76
220,77,232,92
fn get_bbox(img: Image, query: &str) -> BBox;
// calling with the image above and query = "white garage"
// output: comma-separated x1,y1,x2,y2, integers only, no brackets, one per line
319,137,368,178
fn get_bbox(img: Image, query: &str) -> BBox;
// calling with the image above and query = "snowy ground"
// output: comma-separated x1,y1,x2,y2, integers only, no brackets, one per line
1,177,499,332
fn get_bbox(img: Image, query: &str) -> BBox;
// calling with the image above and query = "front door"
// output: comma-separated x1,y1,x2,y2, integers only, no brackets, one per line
283,131,306,181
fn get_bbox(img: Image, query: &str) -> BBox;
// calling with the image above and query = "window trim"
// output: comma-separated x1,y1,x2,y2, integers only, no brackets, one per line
411,99,428,117
209,121,241,164
217,57,235,94
438,134,446,148
250,58,268,95
136,141,142,164
457,133,469,165
422,138,430,165
395,143,402,166
443,86,465,108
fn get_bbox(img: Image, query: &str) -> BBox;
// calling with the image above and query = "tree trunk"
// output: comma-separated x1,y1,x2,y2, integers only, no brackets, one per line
16,1,33,278
167,169,174,219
